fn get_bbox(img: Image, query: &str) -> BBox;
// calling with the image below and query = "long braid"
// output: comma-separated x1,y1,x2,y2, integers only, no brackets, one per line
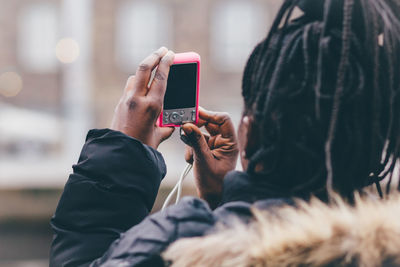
314,0,334,119
325,0,354,196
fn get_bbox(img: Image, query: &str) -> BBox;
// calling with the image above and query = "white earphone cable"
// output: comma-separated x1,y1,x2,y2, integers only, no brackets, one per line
162,163,193,210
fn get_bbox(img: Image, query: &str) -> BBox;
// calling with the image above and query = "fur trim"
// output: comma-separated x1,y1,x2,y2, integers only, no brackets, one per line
163,194,400,267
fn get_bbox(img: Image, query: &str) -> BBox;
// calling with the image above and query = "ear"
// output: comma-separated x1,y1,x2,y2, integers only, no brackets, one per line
243,116,258,159
242,115,250,129
238,115,256,171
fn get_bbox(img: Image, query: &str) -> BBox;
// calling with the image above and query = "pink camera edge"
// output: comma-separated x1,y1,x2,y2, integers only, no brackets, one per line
159,52,201,127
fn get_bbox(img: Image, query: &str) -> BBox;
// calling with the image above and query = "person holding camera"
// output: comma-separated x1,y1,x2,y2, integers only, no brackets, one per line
50,0,400,266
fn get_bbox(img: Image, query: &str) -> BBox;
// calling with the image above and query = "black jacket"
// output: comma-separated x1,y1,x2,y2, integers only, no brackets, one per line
50,129,290,267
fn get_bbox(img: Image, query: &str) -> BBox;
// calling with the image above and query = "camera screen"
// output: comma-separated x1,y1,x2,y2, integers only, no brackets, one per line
164,63,198,110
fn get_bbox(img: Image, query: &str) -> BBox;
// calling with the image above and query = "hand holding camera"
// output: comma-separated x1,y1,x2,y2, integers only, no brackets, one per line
111,47,175,149
182,108,239,208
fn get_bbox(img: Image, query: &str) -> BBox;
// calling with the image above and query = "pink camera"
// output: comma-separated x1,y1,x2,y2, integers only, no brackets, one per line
159,52,200,127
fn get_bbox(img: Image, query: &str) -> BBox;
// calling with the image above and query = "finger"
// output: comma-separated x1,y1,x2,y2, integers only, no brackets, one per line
158,126,175,143
187,108,218,128
194,117,208,128
185,146,194,164
133,47,168,96
198,107,236,138
147,50,175,99
181,123,212,162
123,75,136,93
181,128,210,147
198,107,227,125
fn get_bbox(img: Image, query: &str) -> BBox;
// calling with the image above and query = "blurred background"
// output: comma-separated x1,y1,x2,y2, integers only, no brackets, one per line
0,0,282,266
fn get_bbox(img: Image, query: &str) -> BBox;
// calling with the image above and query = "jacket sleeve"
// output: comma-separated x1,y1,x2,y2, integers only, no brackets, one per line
90,197,216,267
50,129,167,267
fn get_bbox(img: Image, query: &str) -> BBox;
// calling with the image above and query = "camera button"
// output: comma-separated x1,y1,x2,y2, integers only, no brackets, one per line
170,112,182,124
191,110,196,121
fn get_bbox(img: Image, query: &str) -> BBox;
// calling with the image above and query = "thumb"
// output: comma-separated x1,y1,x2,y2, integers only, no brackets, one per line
182,124,212,162
158,127,175,144
185,146,194,164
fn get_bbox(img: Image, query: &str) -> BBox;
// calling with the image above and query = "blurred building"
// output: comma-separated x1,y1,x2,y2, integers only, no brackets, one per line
0,0,282,187
0,0,281,264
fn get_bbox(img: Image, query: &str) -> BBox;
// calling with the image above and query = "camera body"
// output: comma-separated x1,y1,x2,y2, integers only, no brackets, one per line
159,52,200,127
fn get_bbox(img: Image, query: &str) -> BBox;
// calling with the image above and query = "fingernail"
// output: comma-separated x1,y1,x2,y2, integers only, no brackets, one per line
166,50,175,59
157,47,168,56
183,126,192,135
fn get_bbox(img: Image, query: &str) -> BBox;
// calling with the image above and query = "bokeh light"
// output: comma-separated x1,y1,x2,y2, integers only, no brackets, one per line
56,38,80,64
0,71,23,97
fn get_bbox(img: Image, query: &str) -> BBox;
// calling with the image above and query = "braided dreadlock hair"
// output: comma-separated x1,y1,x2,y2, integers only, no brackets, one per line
242,0,400,199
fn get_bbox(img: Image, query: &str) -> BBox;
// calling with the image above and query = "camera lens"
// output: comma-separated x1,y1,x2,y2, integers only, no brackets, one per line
170,112,182,124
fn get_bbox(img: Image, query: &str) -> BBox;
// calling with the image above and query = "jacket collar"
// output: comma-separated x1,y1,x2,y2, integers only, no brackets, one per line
220,171,292,206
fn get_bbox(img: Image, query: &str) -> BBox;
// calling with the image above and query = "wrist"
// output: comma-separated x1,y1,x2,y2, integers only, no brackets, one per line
110,123,156,148
197,179,223,209
199,191,222,209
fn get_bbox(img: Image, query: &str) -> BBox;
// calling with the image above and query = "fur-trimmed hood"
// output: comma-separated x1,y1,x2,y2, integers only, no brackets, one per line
164,194,400,267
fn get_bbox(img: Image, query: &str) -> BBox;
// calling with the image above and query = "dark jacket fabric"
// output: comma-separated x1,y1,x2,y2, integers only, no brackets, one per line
50,129,290,267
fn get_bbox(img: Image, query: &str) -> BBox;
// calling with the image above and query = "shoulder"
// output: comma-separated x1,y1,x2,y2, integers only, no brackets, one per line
91,197,216,267
148,196,216,238
213,198,294,227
